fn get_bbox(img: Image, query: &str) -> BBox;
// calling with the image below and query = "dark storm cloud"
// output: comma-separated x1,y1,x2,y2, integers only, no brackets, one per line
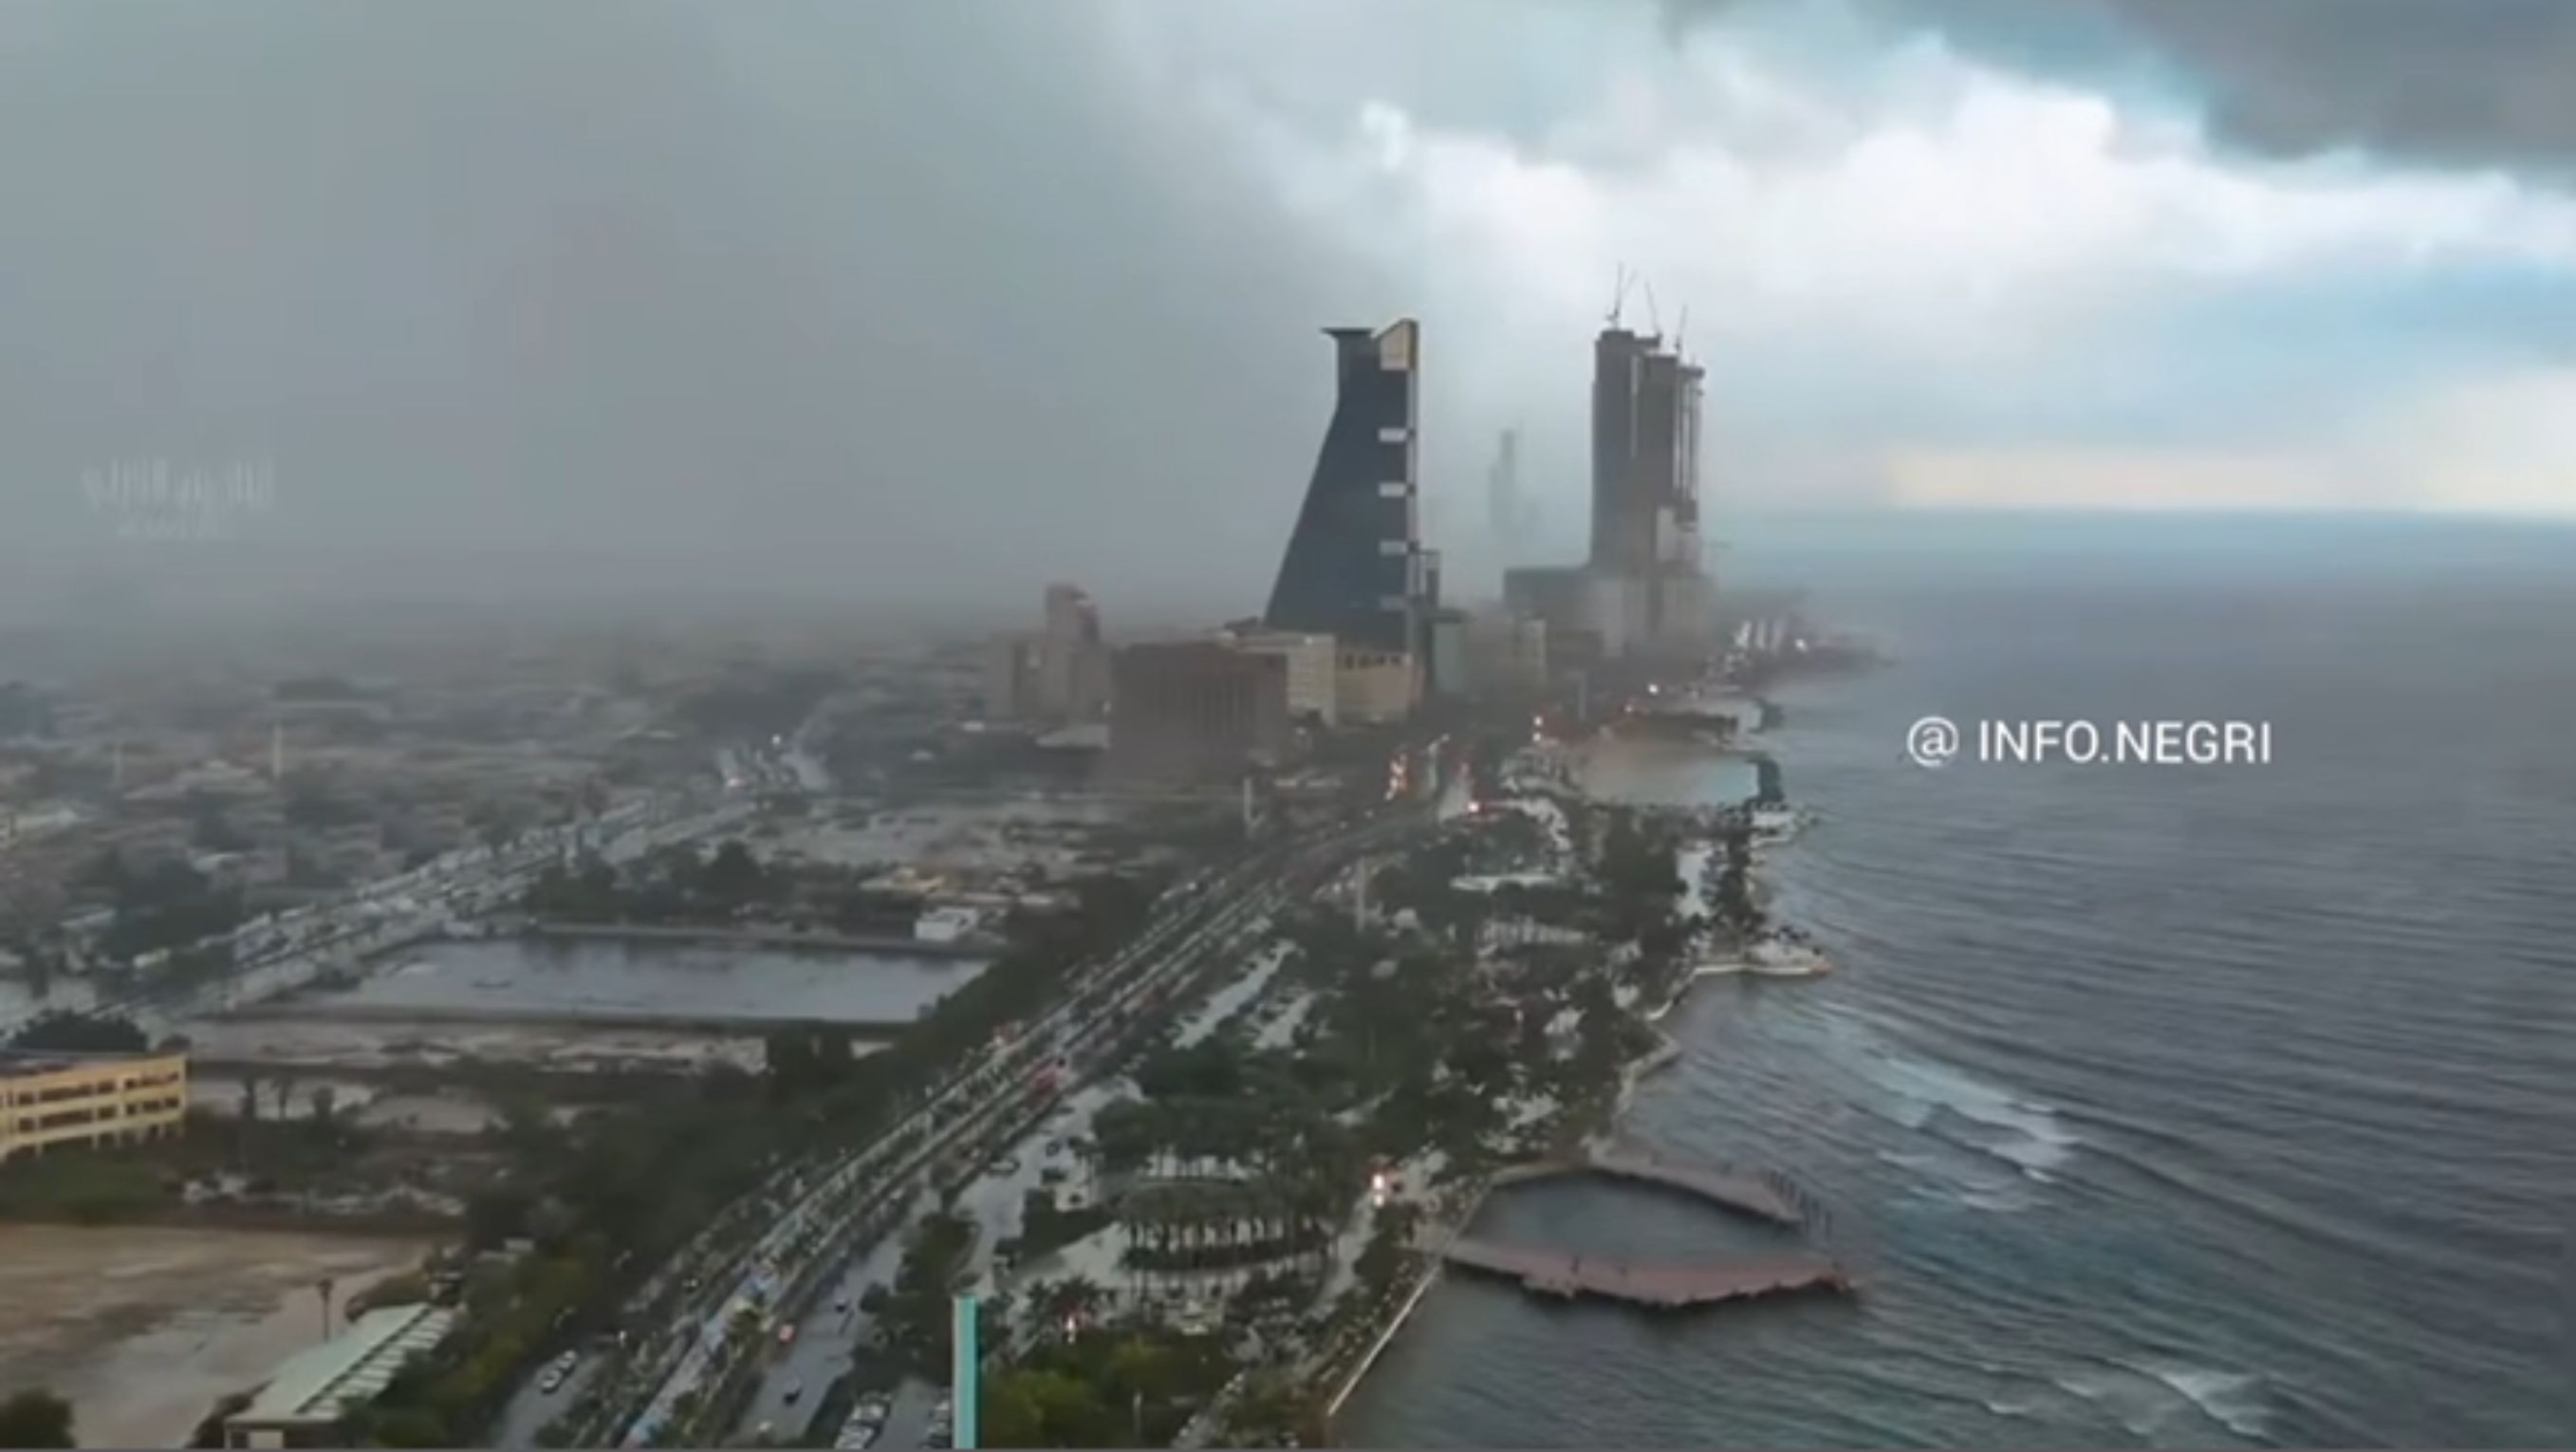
0,1,1368,619
1659,0,2576,171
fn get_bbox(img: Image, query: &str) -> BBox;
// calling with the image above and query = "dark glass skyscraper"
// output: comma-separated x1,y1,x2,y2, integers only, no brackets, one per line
1588,324,1712,647
1589,326,1703,577
1265,320,1429,657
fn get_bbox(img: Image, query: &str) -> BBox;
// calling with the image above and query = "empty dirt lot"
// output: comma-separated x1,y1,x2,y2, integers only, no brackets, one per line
0,1223,428,1447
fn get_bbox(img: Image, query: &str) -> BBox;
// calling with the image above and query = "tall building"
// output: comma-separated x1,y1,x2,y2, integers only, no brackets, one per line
1590,326,1702,576
1266,320,1432,662
1428,609,1473,698
1486,429,1529,554
981,635,1041,722
1037,584,1107,721
1106,642,1291,784
1588,323,1713,648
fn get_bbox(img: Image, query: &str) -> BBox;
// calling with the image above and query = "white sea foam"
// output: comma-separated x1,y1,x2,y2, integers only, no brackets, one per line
2048,1363,2270,1443
2051,1369,2165,1438
1831,1015,2079,1178
2133,1363,2270,1439
1870,1148,2036,1213
1983,1396,2040,1418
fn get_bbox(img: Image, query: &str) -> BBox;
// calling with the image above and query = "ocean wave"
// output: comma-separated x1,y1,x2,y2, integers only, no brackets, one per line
2043,1362,2271,1443
1869,1147,2038,1213
1827,1012,2079,1179
2132,1363,2270,1440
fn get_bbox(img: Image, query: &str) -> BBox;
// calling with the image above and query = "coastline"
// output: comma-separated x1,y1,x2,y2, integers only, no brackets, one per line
1320,751,1819,1437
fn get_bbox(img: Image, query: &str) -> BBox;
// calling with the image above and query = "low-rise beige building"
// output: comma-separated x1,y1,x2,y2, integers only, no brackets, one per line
1334,647,1420,725
1214,626,1339,726
0,1050,189,1163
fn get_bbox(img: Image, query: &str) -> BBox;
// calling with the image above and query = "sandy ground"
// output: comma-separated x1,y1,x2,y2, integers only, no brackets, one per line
0,1223,431,1448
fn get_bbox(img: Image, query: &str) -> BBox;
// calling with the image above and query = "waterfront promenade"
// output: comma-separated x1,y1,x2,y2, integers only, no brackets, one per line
1322,1145,1844,1420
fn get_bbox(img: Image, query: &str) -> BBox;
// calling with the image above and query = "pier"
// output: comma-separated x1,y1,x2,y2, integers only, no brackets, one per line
1438,1238,1848,1309
1485,1144,1813,1228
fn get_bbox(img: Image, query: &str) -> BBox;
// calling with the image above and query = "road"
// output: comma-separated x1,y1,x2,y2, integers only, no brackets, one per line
717,810,1447,1444
733,1185,935,1443
565,804,1436,1447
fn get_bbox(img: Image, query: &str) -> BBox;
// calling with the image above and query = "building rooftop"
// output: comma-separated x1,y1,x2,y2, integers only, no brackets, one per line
230,1302,456,1429
0,1048,184,1079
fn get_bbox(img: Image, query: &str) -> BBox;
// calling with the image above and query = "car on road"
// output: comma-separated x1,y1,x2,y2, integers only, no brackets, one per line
834,1293,851,1312
784,1380,804,1404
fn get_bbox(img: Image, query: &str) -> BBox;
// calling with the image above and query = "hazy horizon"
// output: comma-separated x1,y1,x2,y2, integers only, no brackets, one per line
5,1,2572,629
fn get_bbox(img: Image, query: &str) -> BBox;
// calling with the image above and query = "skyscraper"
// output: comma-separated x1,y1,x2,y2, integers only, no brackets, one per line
1486,428,1529,554
1587,323,1711,646
1589,326,1703,578
1037,583,1106,721
1265,320,1430,658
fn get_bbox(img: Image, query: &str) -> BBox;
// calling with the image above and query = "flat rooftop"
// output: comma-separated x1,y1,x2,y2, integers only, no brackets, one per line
229,1301,455,1430
0,1049,183,1078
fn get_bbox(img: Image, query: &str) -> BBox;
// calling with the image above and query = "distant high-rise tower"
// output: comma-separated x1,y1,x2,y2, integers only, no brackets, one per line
1265,320,1429,657
1588,312,1710,648
1036,584,1106,721
1487,429,1529,554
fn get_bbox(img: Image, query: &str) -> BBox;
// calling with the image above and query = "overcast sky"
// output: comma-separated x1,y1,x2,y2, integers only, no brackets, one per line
3,0,2572,621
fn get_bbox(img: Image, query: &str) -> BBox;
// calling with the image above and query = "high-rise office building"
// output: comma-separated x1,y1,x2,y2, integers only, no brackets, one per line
1266,320,1432,661
981,635,1041,722
1037,584,1107,721
1587,324,1712,647
1589,326,1703,577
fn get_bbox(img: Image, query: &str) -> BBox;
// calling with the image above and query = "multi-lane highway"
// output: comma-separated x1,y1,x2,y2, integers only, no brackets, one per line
532,804,1432,1448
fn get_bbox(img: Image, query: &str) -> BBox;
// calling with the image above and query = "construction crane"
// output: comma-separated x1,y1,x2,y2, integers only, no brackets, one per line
1605,264,1632,329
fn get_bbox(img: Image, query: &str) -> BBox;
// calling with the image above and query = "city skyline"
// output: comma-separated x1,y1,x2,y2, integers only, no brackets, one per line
4,1,2572,628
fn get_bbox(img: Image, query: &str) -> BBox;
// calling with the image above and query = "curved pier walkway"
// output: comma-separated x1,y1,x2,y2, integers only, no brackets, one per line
1439,1238,1849,1309
1486,1144,1812,1227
